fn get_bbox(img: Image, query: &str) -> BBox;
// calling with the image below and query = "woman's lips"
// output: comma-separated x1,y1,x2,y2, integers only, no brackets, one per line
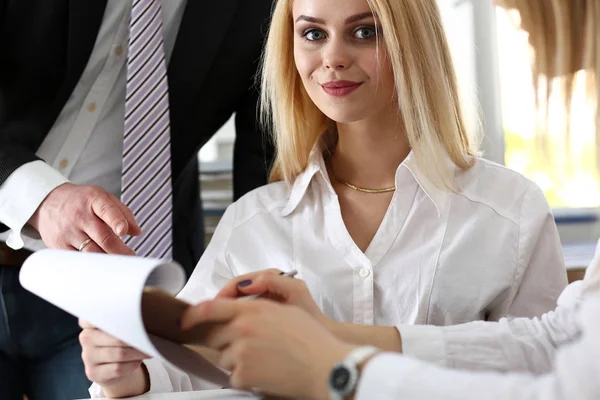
320,81,363,97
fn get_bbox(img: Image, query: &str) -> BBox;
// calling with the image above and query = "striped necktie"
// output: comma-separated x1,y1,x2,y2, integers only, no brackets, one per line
122,0,172,259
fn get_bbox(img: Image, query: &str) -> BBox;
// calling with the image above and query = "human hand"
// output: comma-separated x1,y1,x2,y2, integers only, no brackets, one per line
79,320,150,398
28,183,141,254
181,300,356,399
215,269,330,326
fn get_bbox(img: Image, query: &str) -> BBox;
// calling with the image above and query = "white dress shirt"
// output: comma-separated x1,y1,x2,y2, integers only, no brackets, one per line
355,242,600,399
0,0,186,251
89,142,568,395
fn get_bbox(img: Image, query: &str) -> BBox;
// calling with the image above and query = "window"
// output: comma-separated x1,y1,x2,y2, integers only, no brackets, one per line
496,7,600,208
439,0,600,274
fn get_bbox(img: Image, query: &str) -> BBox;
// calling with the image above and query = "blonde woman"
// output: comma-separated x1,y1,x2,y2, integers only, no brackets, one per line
165,0,600,398
83,0,567,396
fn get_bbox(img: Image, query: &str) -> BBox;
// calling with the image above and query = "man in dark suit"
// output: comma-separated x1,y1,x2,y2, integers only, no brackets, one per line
0,1,273,399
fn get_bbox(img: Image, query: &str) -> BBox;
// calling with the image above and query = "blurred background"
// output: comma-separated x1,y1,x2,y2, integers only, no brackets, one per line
198,0,599,277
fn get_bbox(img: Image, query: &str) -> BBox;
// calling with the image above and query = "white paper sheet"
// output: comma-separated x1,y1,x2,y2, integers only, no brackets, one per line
19,249,230,387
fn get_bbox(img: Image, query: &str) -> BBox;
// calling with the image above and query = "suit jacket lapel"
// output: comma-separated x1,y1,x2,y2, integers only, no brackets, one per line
168,0,242,113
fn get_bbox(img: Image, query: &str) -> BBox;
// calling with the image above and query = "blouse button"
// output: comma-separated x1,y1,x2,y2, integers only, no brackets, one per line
358,268,371,279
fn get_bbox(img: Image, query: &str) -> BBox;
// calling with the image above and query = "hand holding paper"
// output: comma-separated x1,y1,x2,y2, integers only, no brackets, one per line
79,319,152,397
19,249,230,393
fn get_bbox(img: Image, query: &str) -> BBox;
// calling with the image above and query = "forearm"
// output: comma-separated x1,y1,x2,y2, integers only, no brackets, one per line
396,285,582,373
327,320,402,352
325,282,580,374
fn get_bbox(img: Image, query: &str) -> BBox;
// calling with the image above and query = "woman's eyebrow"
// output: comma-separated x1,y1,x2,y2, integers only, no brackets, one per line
295,11,375,24
344,11,375,24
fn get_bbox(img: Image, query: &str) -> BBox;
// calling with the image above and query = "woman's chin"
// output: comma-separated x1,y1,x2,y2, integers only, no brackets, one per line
319,107,368,125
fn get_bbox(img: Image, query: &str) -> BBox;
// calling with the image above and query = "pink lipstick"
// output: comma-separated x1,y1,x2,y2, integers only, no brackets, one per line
321,80,363,97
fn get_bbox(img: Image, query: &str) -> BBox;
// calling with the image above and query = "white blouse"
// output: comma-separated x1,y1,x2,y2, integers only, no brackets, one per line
90,146,568,396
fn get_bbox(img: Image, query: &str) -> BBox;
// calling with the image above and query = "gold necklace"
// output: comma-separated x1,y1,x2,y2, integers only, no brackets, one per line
330,166,396,194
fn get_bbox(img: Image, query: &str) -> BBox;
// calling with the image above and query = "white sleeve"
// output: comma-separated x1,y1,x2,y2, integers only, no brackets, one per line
581,238,600,294
398,281,583,373
176,202,237,303
499,184,568,320
358,294,600,400
0,160,68,248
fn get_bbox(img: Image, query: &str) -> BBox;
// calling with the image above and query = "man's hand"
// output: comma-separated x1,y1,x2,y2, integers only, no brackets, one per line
28,183,141,255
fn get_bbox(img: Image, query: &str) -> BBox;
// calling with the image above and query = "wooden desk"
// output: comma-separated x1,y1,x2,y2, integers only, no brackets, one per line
567,268,587,283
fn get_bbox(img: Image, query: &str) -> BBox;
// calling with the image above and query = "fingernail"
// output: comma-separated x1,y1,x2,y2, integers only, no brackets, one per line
237,279,252,287
116,223,126,236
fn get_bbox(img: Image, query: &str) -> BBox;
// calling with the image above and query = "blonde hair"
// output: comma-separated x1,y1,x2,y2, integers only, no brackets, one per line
260,0,478,189
497,0,600,169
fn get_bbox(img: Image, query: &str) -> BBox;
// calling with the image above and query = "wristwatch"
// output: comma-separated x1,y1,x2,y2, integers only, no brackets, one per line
328,346,379,400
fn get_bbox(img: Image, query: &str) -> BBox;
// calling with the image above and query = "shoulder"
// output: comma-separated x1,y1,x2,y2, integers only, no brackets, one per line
228,181,291,228
455,158,550,225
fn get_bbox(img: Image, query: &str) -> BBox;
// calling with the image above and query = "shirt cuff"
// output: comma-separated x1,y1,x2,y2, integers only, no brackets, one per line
88,382,103,398
397,324,447,366
144,358,176,394
0,160,68,248
356,353,411,399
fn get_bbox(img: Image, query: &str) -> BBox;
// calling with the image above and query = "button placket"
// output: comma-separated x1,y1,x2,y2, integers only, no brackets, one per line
354,264,374,325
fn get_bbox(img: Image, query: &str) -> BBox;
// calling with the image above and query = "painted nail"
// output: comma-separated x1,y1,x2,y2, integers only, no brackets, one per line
237,280,252,287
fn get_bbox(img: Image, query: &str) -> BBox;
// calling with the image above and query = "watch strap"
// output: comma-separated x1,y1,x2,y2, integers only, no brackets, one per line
345,346,379,367
329,346,379,400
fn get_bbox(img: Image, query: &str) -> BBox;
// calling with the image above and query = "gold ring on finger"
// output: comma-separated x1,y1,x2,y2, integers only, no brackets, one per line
78,238,93,252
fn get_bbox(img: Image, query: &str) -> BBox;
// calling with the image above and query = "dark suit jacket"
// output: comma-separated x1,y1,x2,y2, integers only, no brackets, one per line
0,0,274,276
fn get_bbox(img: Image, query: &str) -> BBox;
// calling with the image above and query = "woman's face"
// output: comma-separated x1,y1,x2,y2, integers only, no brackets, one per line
292,0,396,124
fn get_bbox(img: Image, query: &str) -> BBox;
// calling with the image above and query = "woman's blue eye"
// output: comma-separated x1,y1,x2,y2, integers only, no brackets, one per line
355,27,376,39
304,29,326,41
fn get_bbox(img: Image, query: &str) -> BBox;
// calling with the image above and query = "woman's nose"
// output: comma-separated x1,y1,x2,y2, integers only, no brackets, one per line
322,41,351,70
324,61,347,70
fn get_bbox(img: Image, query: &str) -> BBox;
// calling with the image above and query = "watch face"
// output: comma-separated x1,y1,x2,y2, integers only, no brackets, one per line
330,365,351,391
